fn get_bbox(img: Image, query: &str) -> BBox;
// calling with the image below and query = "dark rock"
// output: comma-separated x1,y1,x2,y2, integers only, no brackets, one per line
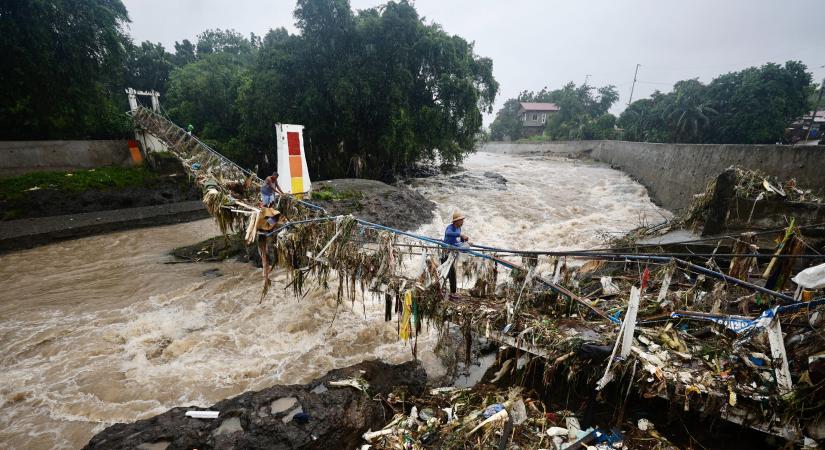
310,179,435,232
447,172,507,191
483,171,508,185
172,235,248,263
83,360,427,450
201,268,223,279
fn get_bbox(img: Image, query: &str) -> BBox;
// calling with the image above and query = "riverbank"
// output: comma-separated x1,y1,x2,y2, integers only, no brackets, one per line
0,157,200,221
0,154,204,252
84,360,427,450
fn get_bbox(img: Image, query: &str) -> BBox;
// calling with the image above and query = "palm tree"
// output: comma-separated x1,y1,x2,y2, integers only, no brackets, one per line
664,79,717,142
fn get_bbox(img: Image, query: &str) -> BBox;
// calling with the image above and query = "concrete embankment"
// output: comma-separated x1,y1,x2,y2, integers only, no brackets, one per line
481,140,825,211
0,140,134,176
0,201,208,253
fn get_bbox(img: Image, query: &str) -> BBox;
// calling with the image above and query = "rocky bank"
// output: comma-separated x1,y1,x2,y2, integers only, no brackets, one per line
83,360,426,450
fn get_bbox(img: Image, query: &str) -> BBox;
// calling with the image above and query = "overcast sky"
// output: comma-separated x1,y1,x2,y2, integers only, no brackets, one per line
123,0,825,122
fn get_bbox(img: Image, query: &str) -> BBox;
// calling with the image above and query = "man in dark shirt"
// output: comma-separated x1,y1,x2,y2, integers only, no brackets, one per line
442,211,469,293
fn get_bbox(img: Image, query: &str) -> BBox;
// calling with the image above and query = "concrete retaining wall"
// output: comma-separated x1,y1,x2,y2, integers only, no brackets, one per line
0,140,132,176
481,141,825,211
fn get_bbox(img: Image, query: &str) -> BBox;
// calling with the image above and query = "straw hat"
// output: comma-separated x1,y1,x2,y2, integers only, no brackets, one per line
451,210,465,223
256,208,282,231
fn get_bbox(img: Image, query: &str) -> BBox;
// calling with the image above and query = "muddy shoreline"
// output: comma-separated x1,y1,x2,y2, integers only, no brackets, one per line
84,360,427,450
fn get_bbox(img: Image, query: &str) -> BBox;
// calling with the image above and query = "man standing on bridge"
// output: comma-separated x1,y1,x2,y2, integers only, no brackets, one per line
261,172,285,207
442,210,469,294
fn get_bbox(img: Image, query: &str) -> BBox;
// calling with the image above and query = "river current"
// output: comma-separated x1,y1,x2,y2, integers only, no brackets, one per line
0,151,668,449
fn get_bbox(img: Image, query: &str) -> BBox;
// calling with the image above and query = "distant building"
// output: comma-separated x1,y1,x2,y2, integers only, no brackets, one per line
518,102,560,137
788,110,825,143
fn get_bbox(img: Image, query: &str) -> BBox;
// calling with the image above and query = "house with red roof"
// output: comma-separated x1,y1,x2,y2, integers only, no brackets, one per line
518,102,560,137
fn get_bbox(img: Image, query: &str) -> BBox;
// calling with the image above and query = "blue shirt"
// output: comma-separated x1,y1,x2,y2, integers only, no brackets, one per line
261,178,279,196
261,183,274,196
443,223,463,247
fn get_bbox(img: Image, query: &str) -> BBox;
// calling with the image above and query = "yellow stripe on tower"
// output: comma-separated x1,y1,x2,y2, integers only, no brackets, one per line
291,177,304,199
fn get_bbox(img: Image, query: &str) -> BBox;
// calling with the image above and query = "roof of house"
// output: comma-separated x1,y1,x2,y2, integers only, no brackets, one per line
519,102,560,112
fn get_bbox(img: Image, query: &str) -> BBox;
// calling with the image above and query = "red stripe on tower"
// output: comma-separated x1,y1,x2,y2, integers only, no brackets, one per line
287,132,301,155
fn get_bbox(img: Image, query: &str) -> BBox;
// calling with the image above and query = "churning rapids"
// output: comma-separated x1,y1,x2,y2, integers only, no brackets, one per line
0,152,669,449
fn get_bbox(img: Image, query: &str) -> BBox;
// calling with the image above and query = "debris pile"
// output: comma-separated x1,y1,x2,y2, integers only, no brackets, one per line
616,167,825,245
362,385,679,449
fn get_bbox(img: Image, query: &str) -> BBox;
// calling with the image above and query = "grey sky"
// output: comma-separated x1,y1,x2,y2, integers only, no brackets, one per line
123,0,825,121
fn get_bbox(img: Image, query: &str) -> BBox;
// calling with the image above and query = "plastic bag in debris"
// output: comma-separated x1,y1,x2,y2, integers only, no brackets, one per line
483,403,505,419
793,263,825,290
600,277,620,295
510,400,528,425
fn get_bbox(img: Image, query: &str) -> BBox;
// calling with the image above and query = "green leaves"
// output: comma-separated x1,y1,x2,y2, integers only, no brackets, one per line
0,0,131,139
240,0,497,180
619,61,814,144
3,0,495,180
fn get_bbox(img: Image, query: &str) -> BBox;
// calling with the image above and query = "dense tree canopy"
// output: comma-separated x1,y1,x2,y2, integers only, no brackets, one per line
619,62,814,144
240,0,498,180
125,41,174,95
0,0,132,139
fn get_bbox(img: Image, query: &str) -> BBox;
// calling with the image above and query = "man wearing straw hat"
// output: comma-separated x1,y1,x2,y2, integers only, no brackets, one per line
442,210,469,294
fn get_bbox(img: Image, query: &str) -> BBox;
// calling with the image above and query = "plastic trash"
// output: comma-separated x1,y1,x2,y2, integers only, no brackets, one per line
510,399,528,425
185,410,219,419
419,408,434,421
600,276,620,295
483,403,505,419
637,418,652,431
406,406,418,428
546,426,568,437
594,427,624,445
793,263,825,290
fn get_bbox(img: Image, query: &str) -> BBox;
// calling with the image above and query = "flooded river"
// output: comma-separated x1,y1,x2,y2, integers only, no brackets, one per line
0,152,667,449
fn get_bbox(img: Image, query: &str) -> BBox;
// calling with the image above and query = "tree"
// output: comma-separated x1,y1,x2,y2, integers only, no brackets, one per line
543,83,619,140
490,98,525,141
173,39,197,66
490,83,618,141
706,61,813,144
618,95,668,142
166,53,250,164
125,41,174,95
0,0,132,139
620,61,814,144
662,79,716,143
195,29,258,65
240,0,497,180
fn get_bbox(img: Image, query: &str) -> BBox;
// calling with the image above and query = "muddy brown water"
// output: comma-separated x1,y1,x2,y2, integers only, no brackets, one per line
0,152,668,449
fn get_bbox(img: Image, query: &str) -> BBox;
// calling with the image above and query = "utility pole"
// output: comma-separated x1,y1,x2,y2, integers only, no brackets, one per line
804,77,825,143
627,64,641,106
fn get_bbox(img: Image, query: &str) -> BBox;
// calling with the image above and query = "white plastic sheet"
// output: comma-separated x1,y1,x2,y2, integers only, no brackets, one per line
792,263,825,290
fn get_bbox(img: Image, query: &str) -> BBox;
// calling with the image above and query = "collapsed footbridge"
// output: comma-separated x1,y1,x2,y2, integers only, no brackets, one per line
128,100,825,441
